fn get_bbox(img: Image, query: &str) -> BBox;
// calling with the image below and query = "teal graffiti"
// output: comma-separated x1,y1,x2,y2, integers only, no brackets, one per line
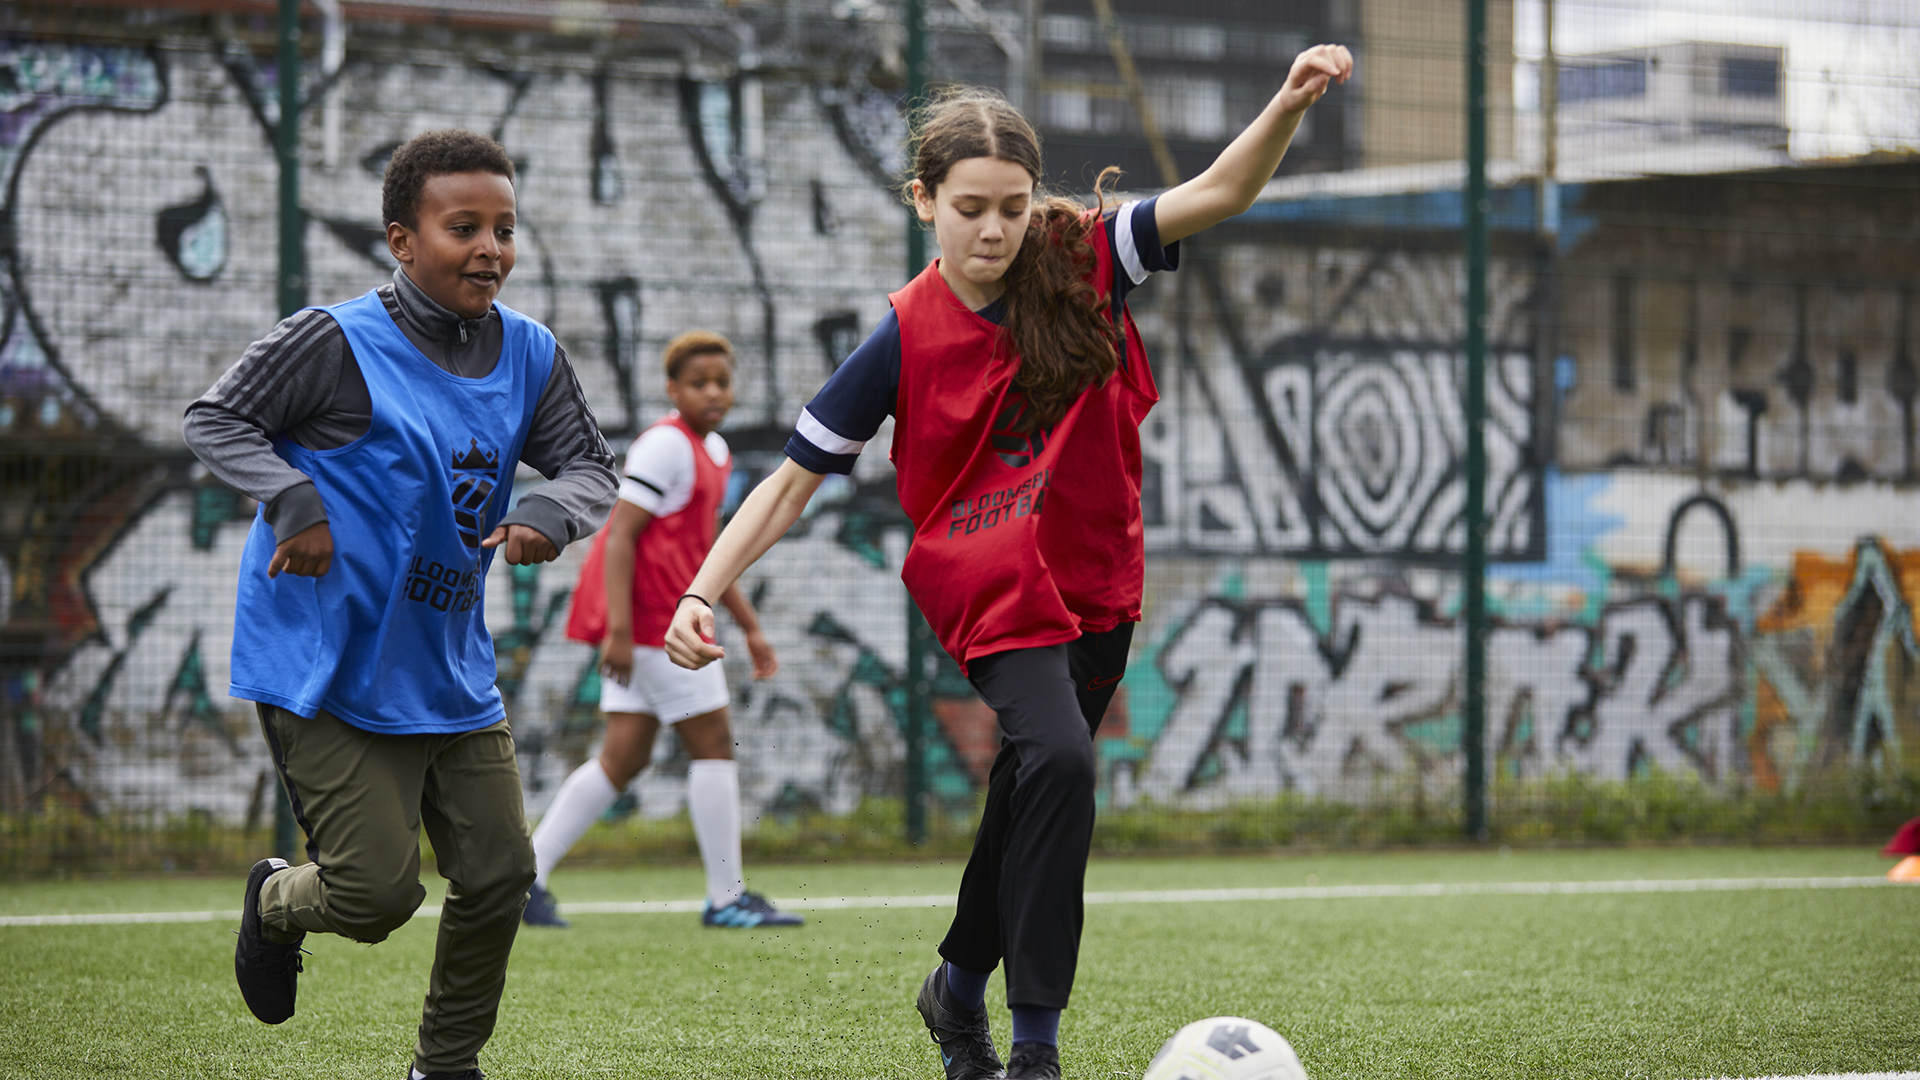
806,610,973,801
493,562,572,701
165,630,231,748
189,484,251,551
77,586,170,742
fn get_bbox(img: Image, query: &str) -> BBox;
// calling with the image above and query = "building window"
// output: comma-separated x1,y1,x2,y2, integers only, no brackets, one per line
1041,14,1094,51
1149,76,1226,140
1169,22,1226,61
1043,87,1093,133
1722,57,1778,99
1561,59,1647,103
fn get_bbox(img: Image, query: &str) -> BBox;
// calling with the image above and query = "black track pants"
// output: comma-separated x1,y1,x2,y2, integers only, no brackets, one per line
937,623,1133,1009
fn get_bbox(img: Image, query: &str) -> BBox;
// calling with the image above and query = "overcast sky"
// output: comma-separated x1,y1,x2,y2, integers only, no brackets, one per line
1511,0,1920,158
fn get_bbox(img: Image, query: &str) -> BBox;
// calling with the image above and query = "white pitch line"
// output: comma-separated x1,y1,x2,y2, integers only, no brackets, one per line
1,875,1905,927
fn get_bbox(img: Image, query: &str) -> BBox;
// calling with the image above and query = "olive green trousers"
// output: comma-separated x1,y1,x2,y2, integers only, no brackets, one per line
254,704,534,1075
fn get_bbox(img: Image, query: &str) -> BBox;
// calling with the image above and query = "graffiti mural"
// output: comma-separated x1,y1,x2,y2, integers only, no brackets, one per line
0,22,922,826
1751,539,1920,790
1110,471,1920,807
3,11,1918,839
1133,243,1545,560
0,39,168,437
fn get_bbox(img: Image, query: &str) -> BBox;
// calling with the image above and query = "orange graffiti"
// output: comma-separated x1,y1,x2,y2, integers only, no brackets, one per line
1758,545,1920,638
1751,539,1920,792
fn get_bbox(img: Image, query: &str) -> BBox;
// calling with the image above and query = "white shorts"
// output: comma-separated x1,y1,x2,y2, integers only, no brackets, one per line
599,646,730,723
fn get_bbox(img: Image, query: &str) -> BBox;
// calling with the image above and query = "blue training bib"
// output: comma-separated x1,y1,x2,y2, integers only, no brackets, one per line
229,289,554,734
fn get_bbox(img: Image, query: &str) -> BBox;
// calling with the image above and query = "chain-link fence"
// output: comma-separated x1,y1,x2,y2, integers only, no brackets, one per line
3,0,1917,875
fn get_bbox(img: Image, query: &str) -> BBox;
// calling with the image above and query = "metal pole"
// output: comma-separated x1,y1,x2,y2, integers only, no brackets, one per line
1538,0,1558,237
274,0,306,862
1023,0,1043,119
906,0,929,278
905,602,934,846
1463,0,1490,841
903,0,930,847
277,0,307,319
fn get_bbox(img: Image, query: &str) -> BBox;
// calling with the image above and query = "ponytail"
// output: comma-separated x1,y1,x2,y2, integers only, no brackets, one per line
1000,167,1126,432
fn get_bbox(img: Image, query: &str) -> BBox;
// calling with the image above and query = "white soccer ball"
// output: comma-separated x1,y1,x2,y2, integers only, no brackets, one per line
1141,1016,1309,1080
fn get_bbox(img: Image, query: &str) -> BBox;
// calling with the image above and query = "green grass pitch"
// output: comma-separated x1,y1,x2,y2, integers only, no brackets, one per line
2,847,1916,1079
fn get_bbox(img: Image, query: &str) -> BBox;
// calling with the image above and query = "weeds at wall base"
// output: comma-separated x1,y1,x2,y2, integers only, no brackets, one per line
3,771,1913,878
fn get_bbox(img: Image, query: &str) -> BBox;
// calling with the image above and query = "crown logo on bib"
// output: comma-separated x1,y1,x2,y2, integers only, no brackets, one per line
452,439,499,472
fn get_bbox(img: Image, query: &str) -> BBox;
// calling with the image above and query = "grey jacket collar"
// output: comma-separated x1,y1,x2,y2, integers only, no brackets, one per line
391,267,497,344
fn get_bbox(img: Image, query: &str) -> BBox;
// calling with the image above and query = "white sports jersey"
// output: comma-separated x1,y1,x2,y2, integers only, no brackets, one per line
619,412,730,516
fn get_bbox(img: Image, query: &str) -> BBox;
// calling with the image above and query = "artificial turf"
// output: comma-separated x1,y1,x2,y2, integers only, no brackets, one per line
1,847,1914,1079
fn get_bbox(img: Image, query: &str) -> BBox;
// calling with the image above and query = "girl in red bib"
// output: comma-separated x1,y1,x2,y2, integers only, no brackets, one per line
668,45,1352,1080
529,331,798,930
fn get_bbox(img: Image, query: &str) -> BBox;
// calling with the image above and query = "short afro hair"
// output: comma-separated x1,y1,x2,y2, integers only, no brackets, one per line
381,130,515,230
663,330,736,380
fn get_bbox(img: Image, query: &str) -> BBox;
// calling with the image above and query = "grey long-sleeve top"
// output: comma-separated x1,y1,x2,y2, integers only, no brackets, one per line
183,268,617,549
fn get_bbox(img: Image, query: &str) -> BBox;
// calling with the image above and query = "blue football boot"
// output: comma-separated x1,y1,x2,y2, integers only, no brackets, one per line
701,890,804,928
522,881,568,928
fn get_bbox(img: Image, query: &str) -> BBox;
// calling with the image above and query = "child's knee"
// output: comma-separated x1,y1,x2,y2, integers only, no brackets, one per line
328,875,427,942
602,749,649,788
448,838,536,919
501,839,537,897
1031,734,1097,794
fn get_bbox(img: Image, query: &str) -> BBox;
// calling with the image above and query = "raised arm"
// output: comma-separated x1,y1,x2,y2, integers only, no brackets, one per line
1153,43,1353,246
664,458,826,669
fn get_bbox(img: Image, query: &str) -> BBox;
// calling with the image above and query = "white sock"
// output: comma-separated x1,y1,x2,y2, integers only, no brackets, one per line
688,759,745,907
530,758,621,887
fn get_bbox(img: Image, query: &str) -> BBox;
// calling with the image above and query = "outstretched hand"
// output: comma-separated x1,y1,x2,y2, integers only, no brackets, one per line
1279,43,1354,115
665,596,725,670
481,523,559,564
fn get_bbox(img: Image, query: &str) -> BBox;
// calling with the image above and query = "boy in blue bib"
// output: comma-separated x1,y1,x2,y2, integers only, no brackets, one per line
184,130,617,1080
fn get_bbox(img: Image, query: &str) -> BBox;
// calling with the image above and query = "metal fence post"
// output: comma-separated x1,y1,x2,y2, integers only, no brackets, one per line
901,0,930,846
905,600,933,845
273,0,305,863
1463,0,1490,842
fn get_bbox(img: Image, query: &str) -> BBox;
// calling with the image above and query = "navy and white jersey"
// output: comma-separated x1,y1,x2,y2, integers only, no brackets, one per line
786,196,1179,475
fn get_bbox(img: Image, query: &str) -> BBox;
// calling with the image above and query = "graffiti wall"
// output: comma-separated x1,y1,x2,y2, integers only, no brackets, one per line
1111,476,1920,808
0,22,929,826
3,13,1917,840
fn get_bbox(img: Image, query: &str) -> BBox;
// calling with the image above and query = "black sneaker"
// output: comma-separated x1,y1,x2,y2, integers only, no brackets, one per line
1005,1042,1060,1080
915,964,1005,1080
522,881,568,927
234,857,305,1024
413,1070,484,1080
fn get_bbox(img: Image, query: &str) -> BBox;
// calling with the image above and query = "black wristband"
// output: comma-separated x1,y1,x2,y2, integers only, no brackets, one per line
677,593,712,610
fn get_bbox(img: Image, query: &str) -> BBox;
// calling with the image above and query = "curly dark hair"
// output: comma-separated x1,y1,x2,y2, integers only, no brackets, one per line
381,130,516,230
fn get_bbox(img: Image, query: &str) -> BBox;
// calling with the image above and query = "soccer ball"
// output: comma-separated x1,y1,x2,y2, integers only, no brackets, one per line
1141,1017,1308,1080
